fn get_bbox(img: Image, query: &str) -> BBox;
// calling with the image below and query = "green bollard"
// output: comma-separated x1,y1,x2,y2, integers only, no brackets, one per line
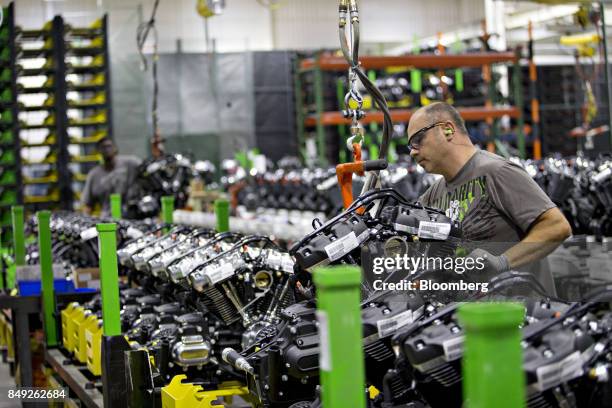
110,193,122,220
161,195,174,222
455,68,464,92
458,302,525,408
313,266,366,408
38,210,58,346
96,223,121,336
214,198,230,233
11,205,25,266
161,196,174,234
97,223,132,407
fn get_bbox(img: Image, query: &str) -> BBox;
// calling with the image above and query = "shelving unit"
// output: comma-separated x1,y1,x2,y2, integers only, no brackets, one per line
0,3,22,245
3,7,112,214
296,51,525,164
64,15,111,209
16,15,64,210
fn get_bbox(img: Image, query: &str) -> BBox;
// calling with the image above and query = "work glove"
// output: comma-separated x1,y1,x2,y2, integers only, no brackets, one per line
463,248,511,276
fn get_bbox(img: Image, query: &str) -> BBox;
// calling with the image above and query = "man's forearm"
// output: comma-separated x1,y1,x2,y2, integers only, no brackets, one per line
504,208,572,269
504,241,562,269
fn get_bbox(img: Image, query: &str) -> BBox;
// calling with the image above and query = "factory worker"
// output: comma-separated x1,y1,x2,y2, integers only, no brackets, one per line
407,102,571,291
81,137,141,216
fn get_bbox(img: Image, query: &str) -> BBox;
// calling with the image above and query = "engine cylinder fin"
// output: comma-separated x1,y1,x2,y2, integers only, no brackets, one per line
527,393,554,408
363,340,394,362
428,364,461,387
202,286,241,325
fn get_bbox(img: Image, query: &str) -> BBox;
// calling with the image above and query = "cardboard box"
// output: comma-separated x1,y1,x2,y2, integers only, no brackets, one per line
15,264,66,280
71,267,100,289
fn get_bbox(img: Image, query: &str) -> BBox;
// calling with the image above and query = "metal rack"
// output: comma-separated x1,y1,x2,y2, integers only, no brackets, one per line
64,15,112,208
296,51,526,164
17,15,65,210
0,3,23,245
0,206,103,405
8,9,112,214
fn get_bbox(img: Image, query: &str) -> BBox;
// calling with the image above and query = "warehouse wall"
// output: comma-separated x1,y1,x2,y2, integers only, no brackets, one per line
4,0,486,52
274,0,485,50
2,0,486,160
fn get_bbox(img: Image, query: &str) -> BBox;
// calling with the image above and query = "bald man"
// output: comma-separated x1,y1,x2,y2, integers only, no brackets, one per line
407,102,571,285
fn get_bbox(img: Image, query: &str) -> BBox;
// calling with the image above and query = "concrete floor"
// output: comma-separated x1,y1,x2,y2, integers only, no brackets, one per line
0,359,19,408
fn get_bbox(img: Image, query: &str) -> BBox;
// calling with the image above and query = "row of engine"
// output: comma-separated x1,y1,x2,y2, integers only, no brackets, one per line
51,192,612,407
231,154,612,239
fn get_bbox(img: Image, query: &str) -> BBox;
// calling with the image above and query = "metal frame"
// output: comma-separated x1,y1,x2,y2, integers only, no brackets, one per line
52,16,73,211
513,49,526,158
0,295,39,388
102,15,113,142
45,348,103,408
304,106,521,127
600,2,612,148
7,2,23,208
313,54,327,164
293,56,306,162
0,3,23,246
300,52,519,71
0,292,95,388
297,50,528,162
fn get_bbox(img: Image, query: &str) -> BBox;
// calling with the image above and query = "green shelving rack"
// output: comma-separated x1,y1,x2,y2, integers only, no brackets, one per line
2,7,113,217
0,3,23,246
295,51,526,164
16,13,64,211
64,15,112,209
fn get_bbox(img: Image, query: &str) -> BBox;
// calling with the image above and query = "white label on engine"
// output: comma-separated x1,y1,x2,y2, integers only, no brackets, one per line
126,227,144,239
80,227,98,241
535,351,583,392
376,310,414,338
592,167,612,183
393,223,418,235
324,231,359,262
442,336,464,361
281,256,295,273
316,311,331,371
267,252,281,269
206,263,234,285
417,221,451,240
357,229,370,243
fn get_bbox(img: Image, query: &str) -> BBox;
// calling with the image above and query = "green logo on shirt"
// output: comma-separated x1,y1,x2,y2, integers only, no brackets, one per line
431,176,487,222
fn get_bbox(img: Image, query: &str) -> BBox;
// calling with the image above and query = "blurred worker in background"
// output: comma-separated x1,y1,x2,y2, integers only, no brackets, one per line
81,137,141,216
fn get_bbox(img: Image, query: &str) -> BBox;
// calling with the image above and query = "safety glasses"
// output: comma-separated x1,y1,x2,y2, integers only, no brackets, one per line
407,121,447,150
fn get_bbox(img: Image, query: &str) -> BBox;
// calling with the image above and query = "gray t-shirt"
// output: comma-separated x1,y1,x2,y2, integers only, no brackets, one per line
81,155,141,214
419,150,556,243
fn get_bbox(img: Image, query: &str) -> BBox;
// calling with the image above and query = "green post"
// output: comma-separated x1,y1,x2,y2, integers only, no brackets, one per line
451,36,465,93
513,49,526,159
97,223,121,337
294,58,306,162
458,302,525,408
411,36,422,94
336,77,347,163
214,198,230,233
486,64,501,151
455,69,464,92
161,195,174,225
314,266,365,408
313,54,327,165
11,205,25,265
38,210,58,346
367,70,381,160
110,193,121,220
